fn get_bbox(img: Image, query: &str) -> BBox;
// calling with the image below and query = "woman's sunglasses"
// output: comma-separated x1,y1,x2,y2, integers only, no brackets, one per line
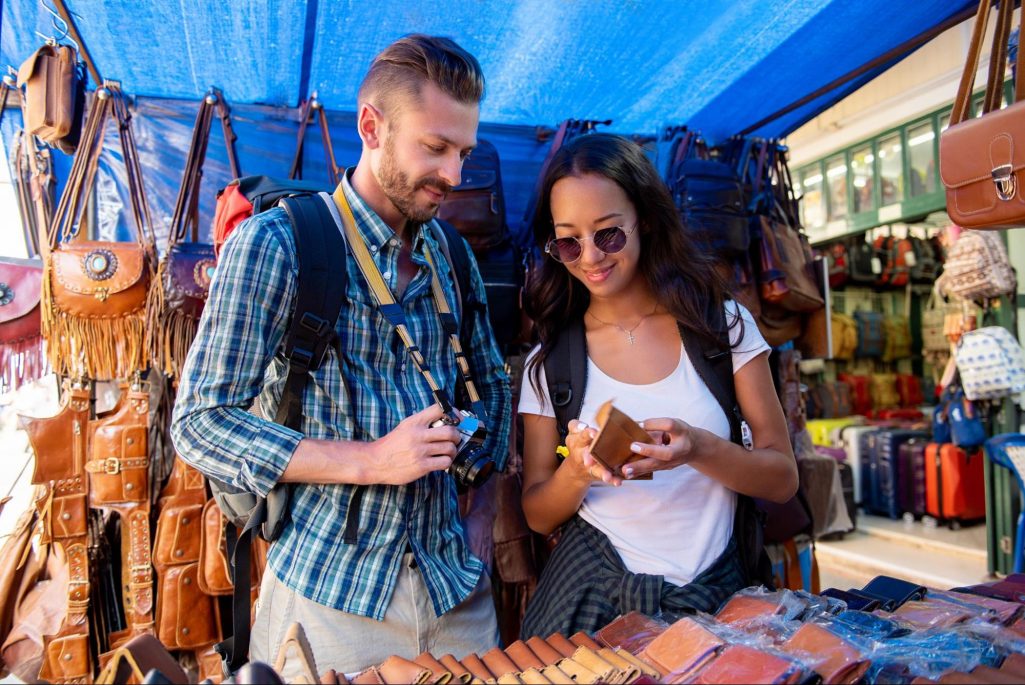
544,223,638,264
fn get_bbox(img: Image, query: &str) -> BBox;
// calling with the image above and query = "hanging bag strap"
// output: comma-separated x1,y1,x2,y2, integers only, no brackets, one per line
167,89,243,248
289,96,340,185
952,0,1023,126
331,185,486,420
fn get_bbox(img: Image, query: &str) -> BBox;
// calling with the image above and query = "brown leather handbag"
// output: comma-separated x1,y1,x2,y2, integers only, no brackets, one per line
41,83,156,381
147,89,241,377
940,0,1025,229
16,43,84,152
0,257,46,393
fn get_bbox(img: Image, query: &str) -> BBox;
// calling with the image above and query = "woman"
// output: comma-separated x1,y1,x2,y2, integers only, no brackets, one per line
518,133,798,638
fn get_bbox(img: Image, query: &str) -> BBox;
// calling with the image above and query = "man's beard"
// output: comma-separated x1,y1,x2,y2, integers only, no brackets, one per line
377,136,452,224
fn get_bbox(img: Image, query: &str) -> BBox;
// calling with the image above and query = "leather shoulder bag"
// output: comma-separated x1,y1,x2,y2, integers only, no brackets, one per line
147,88,241,378
0,257,45,393
940,0,1025,229
41,83,156,381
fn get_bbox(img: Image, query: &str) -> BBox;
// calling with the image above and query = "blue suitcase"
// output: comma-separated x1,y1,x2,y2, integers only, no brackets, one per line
868,429,929,519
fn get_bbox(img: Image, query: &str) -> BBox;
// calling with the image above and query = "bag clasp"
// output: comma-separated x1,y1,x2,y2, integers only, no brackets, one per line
991,164,1016,201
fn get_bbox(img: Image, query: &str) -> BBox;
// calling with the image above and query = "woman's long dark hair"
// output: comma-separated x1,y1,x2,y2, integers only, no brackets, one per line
525,133,736,405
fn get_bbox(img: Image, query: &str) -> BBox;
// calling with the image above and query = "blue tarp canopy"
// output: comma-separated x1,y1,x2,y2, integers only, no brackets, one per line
0,0,978,245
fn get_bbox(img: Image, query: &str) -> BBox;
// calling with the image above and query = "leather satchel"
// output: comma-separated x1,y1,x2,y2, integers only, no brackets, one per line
148,89,240,377
42,83,156,381
16,43,84,151
0,257,46,393
940,0,1025,229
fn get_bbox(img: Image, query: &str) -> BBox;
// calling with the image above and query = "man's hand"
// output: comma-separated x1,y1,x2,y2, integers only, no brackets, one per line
369,405,460,485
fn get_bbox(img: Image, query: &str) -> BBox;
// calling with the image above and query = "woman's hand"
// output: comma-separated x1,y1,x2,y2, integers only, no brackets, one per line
622,417,698,478
565,419,622,486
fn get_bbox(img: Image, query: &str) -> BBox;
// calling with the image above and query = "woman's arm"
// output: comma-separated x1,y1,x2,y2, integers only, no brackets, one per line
520,414,620,536
625,352,798,503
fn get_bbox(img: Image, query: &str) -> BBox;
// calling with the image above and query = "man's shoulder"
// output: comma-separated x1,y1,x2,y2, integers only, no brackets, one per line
221,206,298,270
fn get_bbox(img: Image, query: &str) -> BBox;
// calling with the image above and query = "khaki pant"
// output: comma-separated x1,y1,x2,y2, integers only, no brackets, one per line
250,554,499,677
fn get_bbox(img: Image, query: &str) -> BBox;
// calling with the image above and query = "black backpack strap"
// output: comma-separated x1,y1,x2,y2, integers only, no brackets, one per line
543,317,587,445
217,193,348,675
432,219,475,347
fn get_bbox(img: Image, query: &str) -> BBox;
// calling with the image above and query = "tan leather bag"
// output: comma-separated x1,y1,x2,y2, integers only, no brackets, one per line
940,0,1025,229
41,83,155,381
16,44,78,144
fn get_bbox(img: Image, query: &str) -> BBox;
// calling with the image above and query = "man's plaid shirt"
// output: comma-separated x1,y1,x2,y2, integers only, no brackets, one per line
171,175,511,619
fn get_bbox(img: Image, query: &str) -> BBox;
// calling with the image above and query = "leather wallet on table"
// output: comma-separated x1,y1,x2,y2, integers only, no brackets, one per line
594,611,669,653
778,622,869,684
637,616,724,680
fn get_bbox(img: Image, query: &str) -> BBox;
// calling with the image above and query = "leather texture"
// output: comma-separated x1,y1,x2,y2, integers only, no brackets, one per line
589,401,653,477
16,44,77,143
778,622,868,684
638,617,725,679
594,610,668,653
49,242,149,318
0,258,42,342
163,242,216,320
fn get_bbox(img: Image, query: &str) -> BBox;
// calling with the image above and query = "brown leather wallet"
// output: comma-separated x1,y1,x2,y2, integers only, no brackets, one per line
638,616,724,679
414,653,454,685
482,647,520,678
460,653,495,682
715,594,782,627
569,632,603,651
378,655,433,685
779,622,868,684
439,654,472,683
590,401,654,478
594,611,669,653
505,640,546,671
525,637,564,666
691,644,800,685
517,669,552,685
567,646,621,682
545,633,579,658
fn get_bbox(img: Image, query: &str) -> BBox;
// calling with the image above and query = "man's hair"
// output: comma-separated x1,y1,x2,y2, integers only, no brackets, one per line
358,34,485,118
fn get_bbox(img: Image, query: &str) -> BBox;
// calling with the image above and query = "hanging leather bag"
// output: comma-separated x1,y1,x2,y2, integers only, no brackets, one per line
147,89,240,377
16,43,85,152
41,84,156,381
940,0,1025,229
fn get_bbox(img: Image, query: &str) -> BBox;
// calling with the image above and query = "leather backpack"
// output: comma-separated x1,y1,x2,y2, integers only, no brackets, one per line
16,42,85,154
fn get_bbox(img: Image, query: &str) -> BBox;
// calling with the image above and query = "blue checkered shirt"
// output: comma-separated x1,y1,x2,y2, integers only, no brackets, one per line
171,175,511,619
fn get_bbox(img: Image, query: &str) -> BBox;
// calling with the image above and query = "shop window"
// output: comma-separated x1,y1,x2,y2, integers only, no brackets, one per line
850,146,875,213
800,169,826,229
907,122,936,197
878,134,903,205
826,156,848,220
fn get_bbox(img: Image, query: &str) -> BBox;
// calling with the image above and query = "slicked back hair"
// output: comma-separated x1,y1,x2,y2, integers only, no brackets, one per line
358,34,485,119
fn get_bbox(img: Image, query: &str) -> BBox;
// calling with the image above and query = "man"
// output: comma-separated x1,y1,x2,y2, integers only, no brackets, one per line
171,35,510,674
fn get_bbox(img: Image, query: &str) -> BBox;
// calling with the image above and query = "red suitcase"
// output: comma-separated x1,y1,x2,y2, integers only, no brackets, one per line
924,443,986,527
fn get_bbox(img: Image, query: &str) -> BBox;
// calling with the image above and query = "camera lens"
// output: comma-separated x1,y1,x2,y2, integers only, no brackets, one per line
450,444,495,489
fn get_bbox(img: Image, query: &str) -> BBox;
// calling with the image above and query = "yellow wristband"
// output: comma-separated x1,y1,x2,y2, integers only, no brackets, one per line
556,445,569,459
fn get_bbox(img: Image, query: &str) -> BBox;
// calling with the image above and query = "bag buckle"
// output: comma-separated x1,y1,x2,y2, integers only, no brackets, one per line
103,457,120,475
992,164,1017,201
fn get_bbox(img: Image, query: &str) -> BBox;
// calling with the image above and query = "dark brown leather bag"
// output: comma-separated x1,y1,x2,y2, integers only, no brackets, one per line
0,258,45,393
148,89,240,377
42,83,155,381
940,0,1025,230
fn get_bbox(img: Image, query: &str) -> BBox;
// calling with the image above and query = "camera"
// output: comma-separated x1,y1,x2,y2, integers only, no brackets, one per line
431,409,495,489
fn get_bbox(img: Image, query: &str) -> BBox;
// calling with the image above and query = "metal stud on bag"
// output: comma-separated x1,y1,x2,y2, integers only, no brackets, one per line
0,282,13,306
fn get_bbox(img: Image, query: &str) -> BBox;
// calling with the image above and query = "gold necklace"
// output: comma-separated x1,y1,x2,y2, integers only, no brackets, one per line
587,303,659,345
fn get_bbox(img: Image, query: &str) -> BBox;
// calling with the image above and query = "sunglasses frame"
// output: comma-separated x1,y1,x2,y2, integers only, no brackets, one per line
544,222,638,264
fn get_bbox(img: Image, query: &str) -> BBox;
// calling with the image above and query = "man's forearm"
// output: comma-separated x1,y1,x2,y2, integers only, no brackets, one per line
279,437,374,485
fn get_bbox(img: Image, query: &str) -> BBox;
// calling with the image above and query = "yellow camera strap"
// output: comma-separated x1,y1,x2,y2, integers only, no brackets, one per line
331,185,484,415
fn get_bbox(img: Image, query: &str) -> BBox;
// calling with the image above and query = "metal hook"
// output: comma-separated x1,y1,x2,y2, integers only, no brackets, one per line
36,0,81,52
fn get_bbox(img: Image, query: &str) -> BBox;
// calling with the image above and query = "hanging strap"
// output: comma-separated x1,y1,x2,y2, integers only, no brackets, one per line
289,96,340,185
168,88,243,248
48,83,156,256
522,119,573,234
330,185,486,419
951,0,1023,126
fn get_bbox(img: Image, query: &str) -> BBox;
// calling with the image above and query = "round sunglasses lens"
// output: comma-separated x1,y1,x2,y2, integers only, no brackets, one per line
551,238,582,263
594,227,627,253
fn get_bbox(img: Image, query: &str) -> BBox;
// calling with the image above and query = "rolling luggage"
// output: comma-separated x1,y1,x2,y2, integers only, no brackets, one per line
836,461,857,532
897,439,928,519
925,443,986,527
869,429,929,519
807,417,862,448
840,425,883,505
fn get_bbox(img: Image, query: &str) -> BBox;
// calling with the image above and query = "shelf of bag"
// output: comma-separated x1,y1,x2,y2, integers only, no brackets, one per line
815,520,990,590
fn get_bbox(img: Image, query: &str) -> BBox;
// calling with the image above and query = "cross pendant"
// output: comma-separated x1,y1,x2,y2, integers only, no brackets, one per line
626,331,635,345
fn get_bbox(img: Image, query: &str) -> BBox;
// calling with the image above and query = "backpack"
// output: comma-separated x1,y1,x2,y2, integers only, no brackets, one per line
437,139,524,350
827,242,848,289
848,238,878,285
211,175,327,256
909,236,941,284
941,231,1016,301
853,310,885,358
955,326,1025,400
542,302,775,589
830,313,858,361
207,191,478,673
882,315,912,362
